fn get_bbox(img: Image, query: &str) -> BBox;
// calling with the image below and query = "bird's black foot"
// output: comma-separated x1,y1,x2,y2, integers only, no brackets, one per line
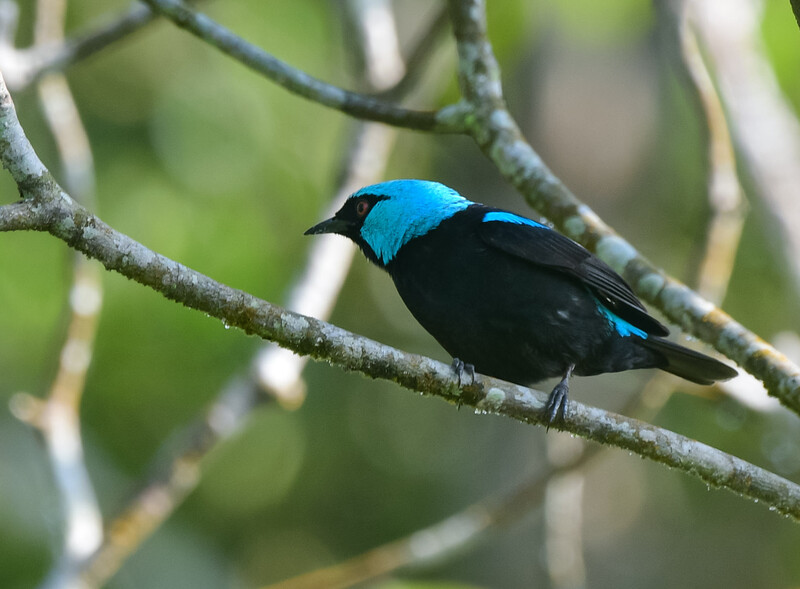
451,357,475,387
544,384,569,430
544,364,575,430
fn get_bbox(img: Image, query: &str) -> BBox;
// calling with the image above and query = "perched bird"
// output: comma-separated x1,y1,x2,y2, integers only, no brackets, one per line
305,179,737,426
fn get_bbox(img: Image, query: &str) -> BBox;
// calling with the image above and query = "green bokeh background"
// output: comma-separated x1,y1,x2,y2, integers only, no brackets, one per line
2,1,800,588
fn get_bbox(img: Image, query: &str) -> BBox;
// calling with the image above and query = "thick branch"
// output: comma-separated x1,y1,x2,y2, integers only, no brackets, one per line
0,80,800,520
140,0,461,132
2,192,799,520
446,0,800,413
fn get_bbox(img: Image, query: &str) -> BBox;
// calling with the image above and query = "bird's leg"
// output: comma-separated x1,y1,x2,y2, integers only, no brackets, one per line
450,357,475,388
544,363,575,429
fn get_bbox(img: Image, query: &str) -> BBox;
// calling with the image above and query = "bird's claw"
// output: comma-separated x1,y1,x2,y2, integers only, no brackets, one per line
544,364,574,431
544,382,569,431
451,357,475,388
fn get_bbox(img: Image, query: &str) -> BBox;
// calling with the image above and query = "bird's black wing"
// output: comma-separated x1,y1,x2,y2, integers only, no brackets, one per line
478,217,669,337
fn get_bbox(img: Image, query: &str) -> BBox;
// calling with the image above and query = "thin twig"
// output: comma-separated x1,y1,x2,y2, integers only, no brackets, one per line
542,434,586,589
80,376,255,588
262,421,675,589
140,0,461,132
670,0,779,414
255,122,397,408
256,0,403,407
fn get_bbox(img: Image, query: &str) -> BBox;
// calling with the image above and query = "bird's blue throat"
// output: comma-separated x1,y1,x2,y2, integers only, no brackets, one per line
357,181,555,265
357,180,471,264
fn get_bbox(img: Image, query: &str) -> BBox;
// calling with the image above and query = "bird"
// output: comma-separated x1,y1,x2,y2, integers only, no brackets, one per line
305,179,737,426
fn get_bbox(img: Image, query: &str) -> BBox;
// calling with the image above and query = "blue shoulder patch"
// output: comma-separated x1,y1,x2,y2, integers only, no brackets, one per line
482,211,548,229
356,180,472,264
596,303,648,339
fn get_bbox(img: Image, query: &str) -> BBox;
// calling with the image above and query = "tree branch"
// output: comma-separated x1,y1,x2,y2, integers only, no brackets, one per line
139,0,462,132
446,0,800,414
264,439,601,589
663,0,781,412
1,71,800,522
11,193,800,520
676,1,748,304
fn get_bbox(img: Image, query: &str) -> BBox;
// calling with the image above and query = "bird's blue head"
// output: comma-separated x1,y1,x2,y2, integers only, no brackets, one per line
305,179,472,266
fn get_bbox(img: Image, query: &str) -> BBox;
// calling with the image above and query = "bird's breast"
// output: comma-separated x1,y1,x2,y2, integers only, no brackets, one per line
386,220,612,384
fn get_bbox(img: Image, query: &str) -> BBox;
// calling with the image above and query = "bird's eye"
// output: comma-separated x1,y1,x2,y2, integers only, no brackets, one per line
355,199,371,217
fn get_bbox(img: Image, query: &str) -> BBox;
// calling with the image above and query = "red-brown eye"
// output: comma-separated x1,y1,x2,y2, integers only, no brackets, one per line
355,199,370,217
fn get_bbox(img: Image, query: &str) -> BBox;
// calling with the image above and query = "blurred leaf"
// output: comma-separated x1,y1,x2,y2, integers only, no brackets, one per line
198,406,306,515
150,69,275,198
550,0,652,44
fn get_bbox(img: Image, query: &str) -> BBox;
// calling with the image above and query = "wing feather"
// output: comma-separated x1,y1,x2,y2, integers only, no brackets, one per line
478,213,669,337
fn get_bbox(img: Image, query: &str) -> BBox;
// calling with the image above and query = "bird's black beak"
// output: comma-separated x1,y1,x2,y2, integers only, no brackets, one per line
304,216,352,236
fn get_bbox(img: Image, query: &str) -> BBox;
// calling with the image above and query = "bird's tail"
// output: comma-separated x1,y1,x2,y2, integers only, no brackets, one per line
639,337,738,385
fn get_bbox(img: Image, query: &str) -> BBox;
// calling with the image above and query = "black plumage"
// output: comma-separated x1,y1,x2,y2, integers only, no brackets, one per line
305,180,737,425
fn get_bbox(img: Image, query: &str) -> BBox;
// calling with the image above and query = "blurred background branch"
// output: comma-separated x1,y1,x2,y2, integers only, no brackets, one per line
0,1,157,91
692,0,800,296
140,0,456,132
262,443,596,589
7,0,104,587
